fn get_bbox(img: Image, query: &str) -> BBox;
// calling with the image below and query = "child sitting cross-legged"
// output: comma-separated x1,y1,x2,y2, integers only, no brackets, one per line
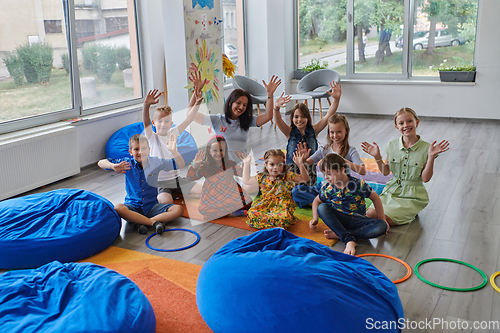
186,135,251,221
98,134,184,235
309,153,389,255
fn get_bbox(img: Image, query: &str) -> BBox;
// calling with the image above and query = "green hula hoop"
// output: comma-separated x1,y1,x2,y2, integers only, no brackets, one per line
414,258,487,292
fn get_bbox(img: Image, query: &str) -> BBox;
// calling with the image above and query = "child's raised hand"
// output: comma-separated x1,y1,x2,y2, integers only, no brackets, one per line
235,151,252,165
113,161,131,174
166,133,178,153
295,142,311,159
275,92,291,109
262,75,281,96
309,219,318,230
293,150,305,166
428,140,450,158
193,85,204,105
189,70,208,92
234,151,251,164
361,141,382,160
193,150,205,167
145,89,161,106
326,81,342,99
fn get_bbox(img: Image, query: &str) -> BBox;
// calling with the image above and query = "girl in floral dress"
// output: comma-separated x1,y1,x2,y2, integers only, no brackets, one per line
186,135,251,221
241,149,309,229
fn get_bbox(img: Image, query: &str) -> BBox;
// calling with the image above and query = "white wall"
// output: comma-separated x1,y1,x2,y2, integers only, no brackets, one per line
245,0,295,96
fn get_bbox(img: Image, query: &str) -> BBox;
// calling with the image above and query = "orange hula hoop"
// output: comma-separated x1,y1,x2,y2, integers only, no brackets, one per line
357,253,412,284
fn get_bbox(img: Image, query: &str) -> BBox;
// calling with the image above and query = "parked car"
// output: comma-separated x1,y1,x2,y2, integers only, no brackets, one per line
224,44,238,64
394,30,428,48
412,29,465,50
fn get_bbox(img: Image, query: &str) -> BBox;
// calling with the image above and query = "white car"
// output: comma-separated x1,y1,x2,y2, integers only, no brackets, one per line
224,44,238,64
413,29,466,50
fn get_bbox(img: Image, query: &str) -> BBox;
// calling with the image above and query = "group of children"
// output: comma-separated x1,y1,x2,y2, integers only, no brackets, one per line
99,73,449,255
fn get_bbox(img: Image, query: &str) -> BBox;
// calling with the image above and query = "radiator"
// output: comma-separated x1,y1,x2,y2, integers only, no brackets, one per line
0,126,80,201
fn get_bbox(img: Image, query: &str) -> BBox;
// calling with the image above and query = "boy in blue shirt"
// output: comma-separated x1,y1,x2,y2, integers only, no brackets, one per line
309,153,389,255
98,134,184,235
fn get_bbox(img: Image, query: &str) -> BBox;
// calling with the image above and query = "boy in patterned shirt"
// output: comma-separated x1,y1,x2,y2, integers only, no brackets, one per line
309,153,389,255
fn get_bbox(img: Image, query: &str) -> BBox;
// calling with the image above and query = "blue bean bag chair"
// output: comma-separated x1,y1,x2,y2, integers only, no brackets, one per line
0,189,121,269
0,261,155,333
197,229,404,333
105,122,198,165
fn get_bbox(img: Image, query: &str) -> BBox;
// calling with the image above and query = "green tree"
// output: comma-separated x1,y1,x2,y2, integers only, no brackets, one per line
421,0,478,55
354,0,375,63
372,0,404,65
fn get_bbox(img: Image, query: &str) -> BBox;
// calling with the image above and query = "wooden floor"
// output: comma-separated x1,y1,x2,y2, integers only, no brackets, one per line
4,111,500,332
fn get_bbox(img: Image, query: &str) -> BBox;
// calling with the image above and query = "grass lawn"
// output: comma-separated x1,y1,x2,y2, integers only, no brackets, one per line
0,68,135,123
299,38,347,57
334,45,473,76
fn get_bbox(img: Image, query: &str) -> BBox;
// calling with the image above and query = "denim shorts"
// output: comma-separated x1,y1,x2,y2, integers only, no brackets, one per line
124,203,174,218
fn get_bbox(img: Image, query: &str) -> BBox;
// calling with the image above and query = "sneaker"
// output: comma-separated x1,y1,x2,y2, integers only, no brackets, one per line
135,224,148,235
153,221,164,235
232,209,247,217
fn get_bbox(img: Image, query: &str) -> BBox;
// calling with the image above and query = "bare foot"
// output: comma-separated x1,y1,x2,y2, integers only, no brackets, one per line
323,230,339,239
344,241,356,255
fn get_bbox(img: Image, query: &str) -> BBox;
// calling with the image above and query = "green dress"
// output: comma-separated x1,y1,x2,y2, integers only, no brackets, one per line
376,136,430,225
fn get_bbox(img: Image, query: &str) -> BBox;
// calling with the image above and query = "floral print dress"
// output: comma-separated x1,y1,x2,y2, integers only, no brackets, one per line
247,171,297,229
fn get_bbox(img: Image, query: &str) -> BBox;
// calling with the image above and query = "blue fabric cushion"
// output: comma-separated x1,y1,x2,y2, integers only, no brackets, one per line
105,122,198,165
197,229,404,333
0,189,121,269
367,181,386,195
0,261,155,333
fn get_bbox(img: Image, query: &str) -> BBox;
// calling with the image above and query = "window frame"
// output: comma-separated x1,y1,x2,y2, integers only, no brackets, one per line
0,0,145,135
222,0,247,86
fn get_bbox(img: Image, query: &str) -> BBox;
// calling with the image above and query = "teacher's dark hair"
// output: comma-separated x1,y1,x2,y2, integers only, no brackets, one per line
224,89,253,131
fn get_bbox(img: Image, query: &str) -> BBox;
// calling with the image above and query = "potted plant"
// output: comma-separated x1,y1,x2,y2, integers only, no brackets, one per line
294,58,329,79
437,64,476,82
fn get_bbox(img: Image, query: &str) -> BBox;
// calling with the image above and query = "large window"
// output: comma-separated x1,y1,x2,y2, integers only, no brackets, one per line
0,0,143,134
222,0,246,79
297,0,479,79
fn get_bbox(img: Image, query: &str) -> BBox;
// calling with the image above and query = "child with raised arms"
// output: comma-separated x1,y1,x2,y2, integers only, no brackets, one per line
186,135,251,221
361,107,449,226
273,81,342,185
309,153,388,255
142,84,203,205
292,114,366,208
241,149,309,229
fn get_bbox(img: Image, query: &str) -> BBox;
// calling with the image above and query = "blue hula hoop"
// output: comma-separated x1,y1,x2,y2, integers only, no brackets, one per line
146,228,201,252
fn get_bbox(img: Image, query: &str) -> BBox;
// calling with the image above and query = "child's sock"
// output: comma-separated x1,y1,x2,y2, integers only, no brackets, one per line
153,221,164,235
135,224,148,235
232,209,247,217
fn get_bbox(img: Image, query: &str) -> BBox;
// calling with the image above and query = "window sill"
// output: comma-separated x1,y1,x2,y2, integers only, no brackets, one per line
290,78,475,86
1,103,141,143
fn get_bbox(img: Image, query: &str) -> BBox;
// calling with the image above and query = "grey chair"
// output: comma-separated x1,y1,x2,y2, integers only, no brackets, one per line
296,69,341,118
232,75,268,117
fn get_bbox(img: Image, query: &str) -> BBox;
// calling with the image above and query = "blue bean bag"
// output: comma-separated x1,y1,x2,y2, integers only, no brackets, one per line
197,229,404,333
0,261,155,333
0,189,121,269
105,122,198,165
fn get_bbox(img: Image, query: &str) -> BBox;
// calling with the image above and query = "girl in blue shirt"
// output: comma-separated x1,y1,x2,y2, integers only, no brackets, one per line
273,81,341,185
